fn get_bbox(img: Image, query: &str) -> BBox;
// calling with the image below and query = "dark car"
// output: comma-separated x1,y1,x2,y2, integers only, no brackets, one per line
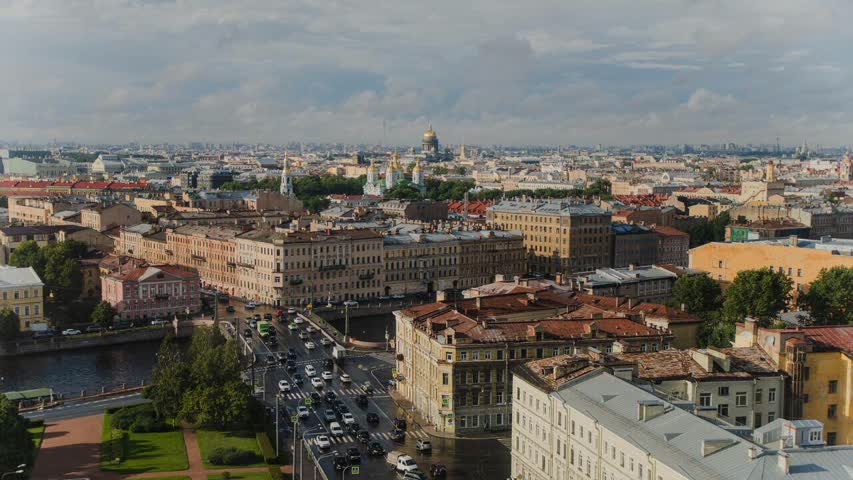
355,394,368,408
32,330,55,339
356,430,370,444
292,373,304,384
263,313,272,320
243,328,252,338
365,412,380,425
367,441,385,456
253,313,261,320
324,391,337,403
346,447,361,464
322,358,334,370
286,361,296,372
336,404,350,417
333,455,349,471
287,351,297,360
310,392,322,403
394,418,407,431
276,352,286,362
346,422,361,434
323,409,337,422
430,464,448,479
390,429,406,442
85,325,103,333
225,305,236,313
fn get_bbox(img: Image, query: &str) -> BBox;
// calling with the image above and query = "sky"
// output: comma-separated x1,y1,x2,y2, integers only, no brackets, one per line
2,0,852,146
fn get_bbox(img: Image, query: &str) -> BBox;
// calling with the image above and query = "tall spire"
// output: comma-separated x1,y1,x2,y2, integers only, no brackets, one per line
280,152,293,195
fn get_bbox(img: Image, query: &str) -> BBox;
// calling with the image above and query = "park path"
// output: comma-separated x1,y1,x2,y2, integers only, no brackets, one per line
31,414,121,480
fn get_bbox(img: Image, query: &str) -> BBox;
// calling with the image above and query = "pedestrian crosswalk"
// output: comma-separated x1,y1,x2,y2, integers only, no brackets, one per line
281,388,365,400
317,429,430,445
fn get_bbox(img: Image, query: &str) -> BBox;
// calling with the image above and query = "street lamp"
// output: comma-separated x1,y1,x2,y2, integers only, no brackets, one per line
300,424,325,480
315,451,338,480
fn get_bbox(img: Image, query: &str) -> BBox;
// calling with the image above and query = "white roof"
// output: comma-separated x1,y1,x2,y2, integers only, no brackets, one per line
0,266,44,288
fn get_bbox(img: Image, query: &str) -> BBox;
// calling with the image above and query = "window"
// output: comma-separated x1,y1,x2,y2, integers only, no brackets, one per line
497,350,504,360
620,452,625,467
755,389,762,404
768,412,775,422
717,403,729,418
718,386,729,396
699,392,711,407
495,413,504,426
754,413,762,427
735,392,747,407
442,373,449,385
827,404,837,418
827,432,837,446
809,430,822,442
496,390,504,404
460,351,468,360
638,464,643,479
828,380,838,394
571,420,575,435
768,388,776,402
446,352,453,361
735,416,747,426
803,367,810,380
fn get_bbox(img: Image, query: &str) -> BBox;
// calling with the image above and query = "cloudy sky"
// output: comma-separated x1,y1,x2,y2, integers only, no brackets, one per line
2,0,852,146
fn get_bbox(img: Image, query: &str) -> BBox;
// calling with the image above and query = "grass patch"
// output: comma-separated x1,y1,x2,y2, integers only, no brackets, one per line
197,430,265,469
207,473,272,480
100,412,189,474
28,420,46,450
144,477,191,480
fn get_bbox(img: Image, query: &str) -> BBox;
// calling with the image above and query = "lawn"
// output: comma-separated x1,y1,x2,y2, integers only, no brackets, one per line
207,473,272,480
28,421,46,449
196,429,265,469
100,412,189,474
145,477,191,480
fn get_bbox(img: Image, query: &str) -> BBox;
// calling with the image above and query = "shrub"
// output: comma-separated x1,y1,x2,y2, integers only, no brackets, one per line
102,429,127,464
208,447,260,466
269,466,285,480
111,404,167,432
129,415,167,433
256,432,277,464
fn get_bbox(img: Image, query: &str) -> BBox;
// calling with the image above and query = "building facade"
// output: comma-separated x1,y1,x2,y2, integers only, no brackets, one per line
102,265,201,321
0,266,44,331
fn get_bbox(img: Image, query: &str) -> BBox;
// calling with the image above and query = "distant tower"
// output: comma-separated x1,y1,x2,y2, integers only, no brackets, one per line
411,158,425,192
422,123,439,155
840,151,853,181
766,160,776,182
459,144,467,160
280,153,293,195
363,159,384,196
386,151,401,189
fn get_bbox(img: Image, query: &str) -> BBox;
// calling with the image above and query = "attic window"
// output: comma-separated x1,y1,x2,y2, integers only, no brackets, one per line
156,273,165,279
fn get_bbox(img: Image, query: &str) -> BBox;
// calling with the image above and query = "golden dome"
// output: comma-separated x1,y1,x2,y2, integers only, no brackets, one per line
423,123,437,139
368,159,378,171
412,159,422,171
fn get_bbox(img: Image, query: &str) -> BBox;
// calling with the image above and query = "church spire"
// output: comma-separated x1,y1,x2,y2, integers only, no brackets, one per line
280,152,293,195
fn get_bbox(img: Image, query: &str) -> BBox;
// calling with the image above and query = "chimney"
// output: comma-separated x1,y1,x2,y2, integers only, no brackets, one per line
628,264,636,271
777,452,790,474
555,272,563,285
475,297,482,310
628,297,635,309
513,275,520,285
495,274,506,282
526,292,537,303
747,447,758,461
789,235,798,247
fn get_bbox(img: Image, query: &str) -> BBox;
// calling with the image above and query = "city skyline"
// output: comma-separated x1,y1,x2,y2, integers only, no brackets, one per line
3,1,852,146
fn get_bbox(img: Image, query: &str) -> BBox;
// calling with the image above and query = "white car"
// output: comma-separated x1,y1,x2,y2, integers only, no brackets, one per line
311,377,324,388
315,435,331,449
320,337,332,346
391,294,405,300
305,365,316,377
396,455,418,473
293,317,304,325
321,371,334,381
297,405,310,418
343,300,358,307
305,341,316,350
278,380,291,392
287,308,298,315
305,326,316,334
341,412,355,425
339,373,352,383
298,331,309,340
287,323,298,331
329,422,344,436
62,329,82,336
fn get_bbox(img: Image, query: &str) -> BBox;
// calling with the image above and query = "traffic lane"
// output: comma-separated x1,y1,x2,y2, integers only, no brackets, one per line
22,393,149,422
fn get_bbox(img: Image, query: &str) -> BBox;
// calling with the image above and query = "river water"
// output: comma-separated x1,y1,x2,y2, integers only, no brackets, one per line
0,340,162,396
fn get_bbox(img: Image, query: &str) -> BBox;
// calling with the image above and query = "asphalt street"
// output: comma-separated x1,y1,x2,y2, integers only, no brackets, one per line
21,392,149,422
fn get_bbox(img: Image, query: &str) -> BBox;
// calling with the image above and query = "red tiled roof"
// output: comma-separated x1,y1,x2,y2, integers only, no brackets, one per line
109,182,148,189
0,180,19,188
113,264,199,282
803,325,853,354
651,225,689,237
73,181,112,189
614,194,668,207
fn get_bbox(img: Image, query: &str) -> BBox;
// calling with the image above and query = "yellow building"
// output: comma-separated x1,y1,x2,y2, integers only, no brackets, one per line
689,236,853,293
0,265,45,331
735,320,852,445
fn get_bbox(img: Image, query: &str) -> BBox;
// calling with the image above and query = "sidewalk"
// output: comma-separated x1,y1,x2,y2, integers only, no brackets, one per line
388,389,509,441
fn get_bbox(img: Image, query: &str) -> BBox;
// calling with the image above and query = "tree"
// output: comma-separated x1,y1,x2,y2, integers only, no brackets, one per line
671,273,723,314
432,166,448,175
0,394,33,472
0,308,19,341
8,241,44,276
8,240,86,302
147,335,190,422
697,311,735,348
722,268,793,325
800,266,853,325
90,302,117,329
384,183,422,200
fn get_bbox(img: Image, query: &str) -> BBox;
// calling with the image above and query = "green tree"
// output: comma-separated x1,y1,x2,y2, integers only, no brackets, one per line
583,178,612,198
671,273,723,314
0,394,33,472
697,311,735,348
90,301,117,329
0,308,19,340
453,166,467,175
147,335,190,422
385,183,423,200
8,241,45,276
800,266,853,325
722,268,793,325
687,212,730,247
432,166,448,175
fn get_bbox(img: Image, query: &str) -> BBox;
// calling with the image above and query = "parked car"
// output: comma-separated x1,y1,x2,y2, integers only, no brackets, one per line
305,325,316,333
32,330,55,339
365,412,380,425
85,325,103,333
321,371,334,381
329,422,344,436
315,435,331,449
343,300,358,307
320,337,332,346
415,439,432,452
150,319,169,326
62,329,82,336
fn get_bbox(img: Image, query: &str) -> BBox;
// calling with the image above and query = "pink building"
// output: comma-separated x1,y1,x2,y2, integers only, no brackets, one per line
102,265,201,321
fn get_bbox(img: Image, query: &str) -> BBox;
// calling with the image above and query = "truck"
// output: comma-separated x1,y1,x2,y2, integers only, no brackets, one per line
256,320,271,338
332,345,346,365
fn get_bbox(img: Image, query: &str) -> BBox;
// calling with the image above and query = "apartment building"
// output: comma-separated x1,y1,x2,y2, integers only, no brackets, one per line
511,363,851,480
0,266,44,331
80,203,142,232
235,229,286,306
611,223,659,268
102,265,201,321
165,225,241,295
487,200,612,274
0,225,114,265
689,236,853,292
570,265,679,303
734,319,852,445
651,225,689,267
394,290,673,434
383,229,526,295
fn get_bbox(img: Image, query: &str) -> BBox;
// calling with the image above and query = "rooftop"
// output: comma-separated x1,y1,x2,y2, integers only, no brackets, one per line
610,347,778,381
0,266,43,288
488,199,610,216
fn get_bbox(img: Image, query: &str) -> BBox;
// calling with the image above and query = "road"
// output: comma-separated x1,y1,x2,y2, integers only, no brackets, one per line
21,392,149,422
221,299,511,480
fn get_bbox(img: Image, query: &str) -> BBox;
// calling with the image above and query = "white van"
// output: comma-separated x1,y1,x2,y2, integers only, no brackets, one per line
305,364,316,377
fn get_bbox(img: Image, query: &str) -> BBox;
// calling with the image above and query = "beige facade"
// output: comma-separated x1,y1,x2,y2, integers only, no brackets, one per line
8,197,70,225
166,225,240,295
80,203,142,232
0,266,45,331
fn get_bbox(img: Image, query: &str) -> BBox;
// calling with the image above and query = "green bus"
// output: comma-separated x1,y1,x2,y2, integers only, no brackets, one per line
257,320,272,338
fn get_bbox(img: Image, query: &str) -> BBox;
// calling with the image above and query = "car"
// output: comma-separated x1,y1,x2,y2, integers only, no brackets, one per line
298,331,309,340
266,335,278,345
378,295,391,301
32,330,55,339
324,391,337,403
297,406,310,418
343,300,358,307
322,358,334,369
288,347,298,356
335,404,350,416
430,464,448,479
346,422,361,435
253,313,261,321
388,378,398,388
287,323,298,331
244,303,256,310
311,377,324,388
276,352,286,362
249,320,257,329
341,412,355,425
305,325,316,333
394,418,407,431
243,328,253,338
225,305,236,313
339,373,352,383
390,429,406,442
333,455,349,471
263,313,272,320
150,319,169,326
321,371,333,381
365,412,379,425
392,294,405,299
345,447,361,464
305,365,316,376
267,355,277,365
402,471,428,480
355,394,368,408
287,308,297,315
278,380,291,392
293,316,304,324
415,439,432,452
396,454,418,473
310,392,322,403
315,435,331,449
304,341,316,350
319,337,332,346
286,360,296,371
361,382,374,394
356,430,370,444
367,441,385,456
62,329,82,336
292,373,304,384
323,409,337,422
329,422,344,436
85,325,103,333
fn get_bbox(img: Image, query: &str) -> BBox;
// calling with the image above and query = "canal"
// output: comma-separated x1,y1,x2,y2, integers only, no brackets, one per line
0,340,163,396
